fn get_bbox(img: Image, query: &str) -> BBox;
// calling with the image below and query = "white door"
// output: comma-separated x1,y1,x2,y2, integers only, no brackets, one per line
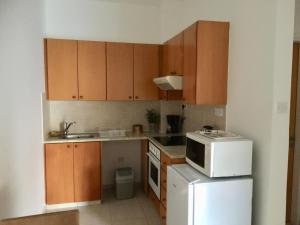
167,166,194,225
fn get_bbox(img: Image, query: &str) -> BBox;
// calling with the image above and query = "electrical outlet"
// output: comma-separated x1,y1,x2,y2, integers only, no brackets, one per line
214,108,224,117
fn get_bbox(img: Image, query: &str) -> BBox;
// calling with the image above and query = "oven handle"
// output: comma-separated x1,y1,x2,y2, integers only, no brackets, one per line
147,152,160,165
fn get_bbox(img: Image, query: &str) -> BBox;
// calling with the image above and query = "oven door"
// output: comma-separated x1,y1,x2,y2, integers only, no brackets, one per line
147,152,160,199
185,137,211,177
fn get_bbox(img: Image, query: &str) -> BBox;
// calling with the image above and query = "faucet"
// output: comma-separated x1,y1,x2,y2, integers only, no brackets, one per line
63,121,76,136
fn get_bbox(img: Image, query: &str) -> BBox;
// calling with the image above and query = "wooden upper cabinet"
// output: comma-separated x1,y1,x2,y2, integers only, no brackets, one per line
183,21,229,105
74,142,101,202
78,41,106,100
46,39,78,100
196,21,229,104
45,143,74,204
107,43,134,101
183,23,197,104
168,33,184,75
134,44,159,100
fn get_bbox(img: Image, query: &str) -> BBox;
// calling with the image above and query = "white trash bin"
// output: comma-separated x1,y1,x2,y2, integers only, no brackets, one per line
115,167,135,200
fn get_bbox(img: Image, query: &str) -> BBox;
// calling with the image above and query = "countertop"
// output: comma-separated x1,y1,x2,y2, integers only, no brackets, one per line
44,132,186,159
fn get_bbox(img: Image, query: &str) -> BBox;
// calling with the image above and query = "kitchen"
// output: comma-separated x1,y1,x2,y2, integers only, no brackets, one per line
41,17,254,225
0,0,296,225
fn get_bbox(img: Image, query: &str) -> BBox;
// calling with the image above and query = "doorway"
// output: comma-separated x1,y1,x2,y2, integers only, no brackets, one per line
286,43,300,225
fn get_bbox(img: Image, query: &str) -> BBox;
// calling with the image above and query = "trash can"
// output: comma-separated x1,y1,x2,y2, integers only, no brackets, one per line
115,167,135,200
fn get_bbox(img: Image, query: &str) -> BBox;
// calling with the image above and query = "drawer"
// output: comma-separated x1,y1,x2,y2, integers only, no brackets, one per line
160,169,167,190
160,186,167,208
160,203,166,225
160,152,171,172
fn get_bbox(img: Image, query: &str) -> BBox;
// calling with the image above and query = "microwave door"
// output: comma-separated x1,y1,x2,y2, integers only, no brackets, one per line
186,137,210,175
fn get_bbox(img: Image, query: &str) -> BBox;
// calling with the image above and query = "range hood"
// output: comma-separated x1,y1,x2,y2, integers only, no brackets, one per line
153,75,183,90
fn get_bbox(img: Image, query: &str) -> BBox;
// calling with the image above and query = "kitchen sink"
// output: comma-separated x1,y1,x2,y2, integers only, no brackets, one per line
61,133,99,139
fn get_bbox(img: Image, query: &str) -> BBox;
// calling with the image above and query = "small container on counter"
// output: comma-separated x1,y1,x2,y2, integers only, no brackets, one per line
132,124,143,136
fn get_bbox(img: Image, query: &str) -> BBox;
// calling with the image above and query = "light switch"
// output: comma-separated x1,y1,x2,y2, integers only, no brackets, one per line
276,101,288,114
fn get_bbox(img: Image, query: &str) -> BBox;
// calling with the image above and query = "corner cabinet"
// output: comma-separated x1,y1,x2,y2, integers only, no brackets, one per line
45,39,106,101
45,142,101,204
183,21,230,105
160,32,184,101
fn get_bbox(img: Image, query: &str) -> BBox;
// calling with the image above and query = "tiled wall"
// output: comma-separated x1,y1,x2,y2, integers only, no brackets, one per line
46,100,160,134
183,104,226,132
43,99,226,135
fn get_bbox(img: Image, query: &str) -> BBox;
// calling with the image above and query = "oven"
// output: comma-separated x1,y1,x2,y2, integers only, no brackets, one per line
147,142,160,199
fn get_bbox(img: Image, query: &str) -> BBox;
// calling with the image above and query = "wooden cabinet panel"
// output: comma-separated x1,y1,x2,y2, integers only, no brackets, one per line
168,33,183,75
160,152,171,172
161,187,167,208
160,168,167,190
74,142,101,202
46,39,78,100
78,41,106,100
141,140,149,194
196,21,229,104
160,203,167,225
107,43,134,100
183,23,197,104
161,43,169,75
134,44,159,100
45,143,74,204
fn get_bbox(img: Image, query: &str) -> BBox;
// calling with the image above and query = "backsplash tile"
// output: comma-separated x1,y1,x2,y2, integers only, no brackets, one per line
43,98,226,136
183,104,226,132
47,100,160,133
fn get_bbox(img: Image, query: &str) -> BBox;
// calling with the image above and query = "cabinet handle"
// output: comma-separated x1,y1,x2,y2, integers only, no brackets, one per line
171,71,176,75
129,96,132,99
162,198,166,201
74,144,78,148
72,96,76,99
67,145,70,148
162,216,166,219
79,96,83,99
135,96,139,99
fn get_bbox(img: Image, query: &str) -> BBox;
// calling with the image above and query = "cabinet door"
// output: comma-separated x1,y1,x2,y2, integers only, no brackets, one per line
45,143,74,204
46,39,78,100
183,23,197,104
196,21,229,104
78,41,106,100
134,44,159,100
74,142,101,202
168,33,183,75
107,43,134,100
161,43,169,75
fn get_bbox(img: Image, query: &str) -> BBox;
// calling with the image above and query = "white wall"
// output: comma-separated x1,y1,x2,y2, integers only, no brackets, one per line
44,0,161,43
295,0,300,41
160,0,295,225
0,0,45,219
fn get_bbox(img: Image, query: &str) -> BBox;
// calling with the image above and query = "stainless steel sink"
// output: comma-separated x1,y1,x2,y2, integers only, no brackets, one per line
61,133,99,139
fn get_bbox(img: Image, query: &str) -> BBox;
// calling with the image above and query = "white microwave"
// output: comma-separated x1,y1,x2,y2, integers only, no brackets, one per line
186,131,253,178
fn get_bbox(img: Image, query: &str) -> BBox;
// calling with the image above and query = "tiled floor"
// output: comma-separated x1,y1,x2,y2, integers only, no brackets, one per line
78,188,161,225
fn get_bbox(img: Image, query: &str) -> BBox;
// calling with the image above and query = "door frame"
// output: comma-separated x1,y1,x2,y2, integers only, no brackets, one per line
287,42,300,225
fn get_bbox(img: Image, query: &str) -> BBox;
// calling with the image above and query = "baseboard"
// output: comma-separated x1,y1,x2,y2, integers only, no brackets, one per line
45,200,101,212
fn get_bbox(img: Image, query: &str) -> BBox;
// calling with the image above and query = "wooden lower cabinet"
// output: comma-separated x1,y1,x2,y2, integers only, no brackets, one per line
74,142,101,202
45,143,75,204
160,203,167,225
45,142,101,204
159,151,185,224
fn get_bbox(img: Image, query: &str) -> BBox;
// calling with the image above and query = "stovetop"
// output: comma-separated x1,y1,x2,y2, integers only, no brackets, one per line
152,135,186,146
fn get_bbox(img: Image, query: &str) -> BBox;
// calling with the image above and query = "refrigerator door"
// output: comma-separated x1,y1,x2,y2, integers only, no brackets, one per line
193,178,253,225
167,165,194,225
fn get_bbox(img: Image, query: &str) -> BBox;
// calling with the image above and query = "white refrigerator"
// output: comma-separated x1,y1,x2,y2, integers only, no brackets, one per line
167,164,253,225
